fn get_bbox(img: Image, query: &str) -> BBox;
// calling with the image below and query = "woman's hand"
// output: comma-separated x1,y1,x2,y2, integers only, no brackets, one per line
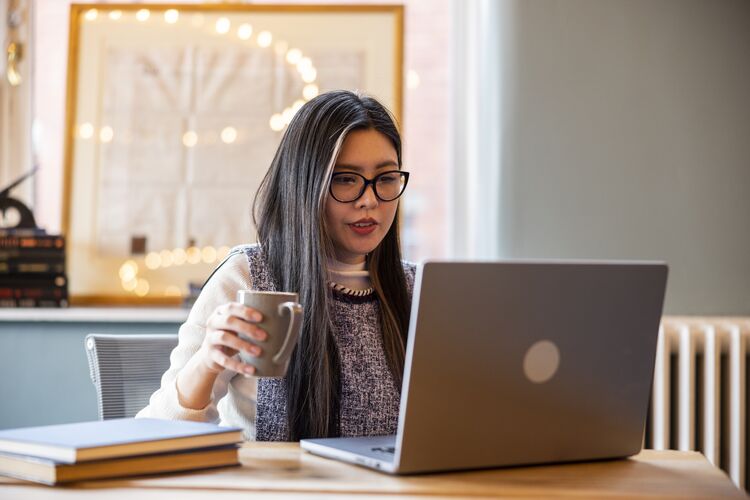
197,302,268,376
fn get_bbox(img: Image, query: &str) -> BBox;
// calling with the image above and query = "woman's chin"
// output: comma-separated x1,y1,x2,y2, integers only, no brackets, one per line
338,240,379,261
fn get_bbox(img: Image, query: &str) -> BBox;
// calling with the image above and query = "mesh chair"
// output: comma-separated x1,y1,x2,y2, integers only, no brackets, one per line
85,333,178,420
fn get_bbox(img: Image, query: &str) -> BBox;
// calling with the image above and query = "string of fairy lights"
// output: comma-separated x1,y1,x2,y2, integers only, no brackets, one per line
77,7,321,297
77,7,320,142
118,245,232,297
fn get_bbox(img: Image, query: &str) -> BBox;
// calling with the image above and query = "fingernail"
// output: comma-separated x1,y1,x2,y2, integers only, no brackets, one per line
244,366,255,375
252,313,262,322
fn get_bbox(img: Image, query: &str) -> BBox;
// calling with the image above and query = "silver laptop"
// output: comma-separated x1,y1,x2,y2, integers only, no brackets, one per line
301,260,668,474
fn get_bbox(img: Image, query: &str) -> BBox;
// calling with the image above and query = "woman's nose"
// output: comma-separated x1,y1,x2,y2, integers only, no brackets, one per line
356,184,379,209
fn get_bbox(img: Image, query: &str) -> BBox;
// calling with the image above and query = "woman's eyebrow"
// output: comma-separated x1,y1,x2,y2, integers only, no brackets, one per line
334,161,399,171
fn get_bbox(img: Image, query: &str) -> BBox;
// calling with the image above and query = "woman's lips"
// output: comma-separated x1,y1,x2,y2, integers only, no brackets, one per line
348,221,378,235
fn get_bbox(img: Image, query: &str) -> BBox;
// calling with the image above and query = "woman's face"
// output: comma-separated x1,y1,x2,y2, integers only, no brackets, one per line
324,128,400,264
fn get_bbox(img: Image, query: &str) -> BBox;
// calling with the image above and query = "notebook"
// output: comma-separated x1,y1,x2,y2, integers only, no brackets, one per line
0,444,239,485
0,418,242,463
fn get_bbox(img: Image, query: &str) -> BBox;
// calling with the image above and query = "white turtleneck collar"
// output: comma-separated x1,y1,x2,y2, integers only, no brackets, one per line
327,256,371,290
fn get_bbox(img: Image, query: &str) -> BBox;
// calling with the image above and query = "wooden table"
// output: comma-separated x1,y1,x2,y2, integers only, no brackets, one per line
0,443,745,499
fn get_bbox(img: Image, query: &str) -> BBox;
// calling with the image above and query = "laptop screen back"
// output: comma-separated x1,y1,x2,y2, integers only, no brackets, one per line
394,261,668,474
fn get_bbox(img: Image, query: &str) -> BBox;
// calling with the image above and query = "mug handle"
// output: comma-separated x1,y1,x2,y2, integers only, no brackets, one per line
273,302,303,364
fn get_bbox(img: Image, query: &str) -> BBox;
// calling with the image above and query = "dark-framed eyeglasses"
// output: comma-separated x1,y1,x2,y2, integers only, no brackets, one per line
329,170,410,203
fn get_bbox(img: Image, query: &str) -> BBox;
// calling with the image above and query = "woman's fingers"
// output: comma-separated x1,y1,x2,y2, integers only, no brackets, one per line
209,329,262,357
200,302,268,374
224,302,264,323
227,315,268,341
208,312,267,342
209,347,256,376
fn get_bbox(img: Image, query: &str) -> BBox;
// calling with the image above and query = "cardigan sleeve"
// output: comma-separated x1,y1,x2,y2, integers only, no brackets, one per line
135,251,254,422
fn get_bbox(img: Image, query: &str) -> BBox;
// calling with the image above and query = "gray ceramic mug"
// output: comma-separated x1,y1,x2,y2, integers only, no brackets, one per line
236,290,303,377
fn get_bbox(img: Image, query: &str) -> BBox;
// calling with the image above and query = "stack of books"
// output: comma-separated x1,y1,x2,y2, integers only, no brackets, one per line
0,418,243,485
0,230,68,307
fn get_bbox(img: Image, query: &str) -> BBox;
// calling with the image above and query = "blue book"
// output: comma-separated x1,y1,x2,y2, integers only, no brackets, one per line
0,418,242,463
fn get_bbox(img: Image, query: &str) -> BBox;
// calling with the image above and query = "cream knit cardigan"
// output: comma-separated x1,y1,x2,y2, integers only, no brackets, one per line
135,252,260,440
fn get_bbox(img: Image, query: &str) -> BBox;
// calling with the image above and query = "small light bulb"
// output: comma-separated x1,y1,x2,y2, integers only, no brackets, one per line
237,23,253,40
122,278,138,292
99,126,114,143
269,114,285,132
159,250,174,267
303,84,319,101
201,246,218,263
186,246,202,264
407,70,421,89
215,17,230,34
172,248,187,265
257,31,272,48
79,122,94,139
164,9,179,24
136,9,150,22
134,279,150,297
286,48,302,65
302,67,317,83
145,252,161,270
182,131,198,148
119,260,138,282
221,127,237,144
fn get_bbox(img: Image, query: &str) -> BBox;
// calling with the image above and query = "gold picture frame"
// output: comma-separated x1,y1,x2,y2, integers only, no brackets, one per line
62,3,403,305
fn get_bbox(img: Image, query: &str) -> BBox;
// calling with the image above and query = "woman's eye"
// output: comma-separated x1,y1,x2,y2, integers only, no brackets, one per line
377,174,399,184
333,175,357,185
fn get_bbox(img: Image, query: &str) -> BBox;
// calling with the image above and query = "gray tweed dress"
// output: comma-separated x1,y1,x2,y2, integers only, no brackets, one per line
243,244,416,441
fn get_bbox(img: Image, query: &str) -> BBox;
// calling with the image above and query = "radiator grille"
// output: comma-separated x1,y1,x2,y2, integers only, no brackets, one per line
645,317,749,491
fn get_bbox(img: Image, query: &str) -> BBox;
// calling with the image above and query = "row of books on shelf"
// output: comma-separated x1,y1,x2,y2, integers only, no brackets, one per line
0,232,65,250
0,418,243,485
0,232,68,308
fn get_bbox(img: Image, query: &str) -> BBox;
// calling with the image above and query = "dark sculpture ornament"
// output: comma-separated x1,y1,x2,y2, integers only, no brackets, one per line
0,166,39,231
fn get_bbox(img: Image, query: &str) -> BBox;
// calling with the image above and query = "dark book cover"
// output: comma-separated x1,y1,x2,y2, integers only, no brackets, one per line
0,248,66,260
0,257,65,274
0,234,65,250
0,273,66,287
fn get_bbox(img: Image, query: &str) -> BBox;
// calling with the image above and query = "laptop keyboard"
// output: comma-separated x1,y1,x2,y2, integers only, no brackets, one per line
371,446,396,454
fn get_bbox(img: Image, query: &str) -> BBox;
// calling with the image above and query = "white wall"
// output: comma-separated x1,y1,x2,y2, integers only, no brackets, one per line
0,0,34,206
496,0,750,314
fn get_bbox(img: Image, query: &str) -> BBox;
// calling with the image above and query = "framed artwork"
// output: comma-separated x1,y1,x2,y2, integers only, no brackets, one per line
62,3,403,305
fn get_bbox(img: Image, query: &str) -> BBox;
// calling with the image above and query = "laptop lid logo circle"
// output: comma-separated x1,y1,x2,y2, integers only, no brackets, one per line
523,340,560,383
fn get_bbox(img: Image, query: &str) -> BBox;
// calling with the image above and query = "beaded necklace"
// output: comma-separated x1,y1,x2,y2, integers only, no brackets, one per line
327,281,375,297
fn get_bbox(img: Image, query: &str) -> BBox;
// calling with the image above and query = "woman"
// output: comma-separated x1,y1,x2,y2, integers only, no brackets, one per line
138,90,414,442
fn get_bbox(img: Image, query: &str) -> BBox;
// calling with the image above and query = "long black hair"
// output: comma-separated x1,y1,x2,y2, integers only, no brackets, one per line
252,90,411,440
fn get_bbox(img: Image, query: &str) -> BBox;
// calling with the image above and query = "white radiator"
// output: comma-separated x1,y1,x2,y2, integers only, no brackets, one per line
647,316,749,491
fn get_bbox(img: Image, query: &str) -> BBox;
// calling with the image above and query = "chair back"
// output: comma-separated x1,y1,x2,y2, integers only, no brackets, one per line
85,333,178,419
